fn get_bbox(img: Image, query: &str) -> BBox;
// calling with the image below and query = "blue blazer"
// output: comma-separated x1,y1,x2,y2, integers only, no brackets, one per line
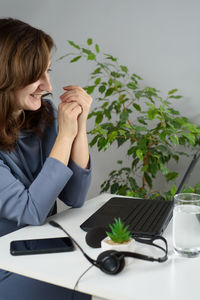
0,99,92,236
0,99,92,294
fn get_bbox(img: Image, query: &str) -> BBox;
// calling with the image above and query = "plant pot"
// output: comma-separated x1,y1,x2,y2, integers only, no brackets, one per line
101,237,135,264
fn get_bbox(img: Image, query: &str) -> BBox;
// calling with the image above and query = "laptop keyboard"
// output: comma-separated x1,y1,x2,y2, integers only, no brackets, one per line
123,200,171,234
80,197,173,235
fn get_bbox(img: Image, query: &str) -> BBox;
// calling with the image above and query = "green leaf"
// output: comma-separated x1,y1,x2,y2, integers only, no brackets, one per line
95,112,103,124
120,65,128,73
92,67,101,74
159,131,167,141
95,44,100,53
168,88,178,95
92,124,107,135
135,126,146,132
108,131,118,143
87,111,95,119
105,88,114,97
127,82,137,90
114,81,123,88
101,180,110,192
169,95,182,99
120,110,129,122
160,163,169,175
97,137,108,150
104,109,111,119
135,91,143,99
68,40,80,49
184,122,199,132
118,129,126,137
85,85,95,94
94,78,101,85
111,71,121,78
57,53,74,61
168,108,180,115
117,160,123,164
133,103,141,112
181,132,196,145
170,184,177,196
82,48,91,55
148,108,157,120
145,86,159,96
172,154,179,162
156,145,170,156
136,149,143,161
89,135,99,147
128,177,137,189
87,38,93,45
104,53,117,61
111,182,119,194
108,78,113,86
70,56,82,63
169,134,179,145
144,172,152,188
128,146,136,155
99,85,106,94
137,117,147,125
131,73,143,80
166,172,178,182
88,52,96,60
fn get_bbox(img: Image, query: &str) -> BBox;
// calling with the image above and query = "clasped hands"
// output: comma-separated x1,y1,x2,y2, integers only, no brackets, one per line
58,85,92,139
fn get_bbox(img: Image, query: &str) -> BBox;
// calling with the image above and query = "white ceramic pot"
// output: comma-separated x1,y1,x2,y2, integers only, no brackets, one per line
101,237,134,251
101,237,135,264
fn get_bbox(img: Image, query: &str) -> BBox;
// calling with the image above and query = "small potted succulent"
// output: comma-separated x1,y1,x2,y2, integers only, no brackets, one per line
101,218,134,252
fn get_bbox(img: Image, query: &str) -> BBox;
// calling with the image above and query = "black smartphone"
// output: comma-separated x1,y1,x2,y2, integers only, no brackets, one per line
10,237,75,256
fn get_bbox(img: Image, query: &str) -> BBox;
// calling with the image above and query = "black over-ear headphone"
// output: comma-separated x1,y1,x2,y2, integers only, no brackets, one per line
49,221,168,275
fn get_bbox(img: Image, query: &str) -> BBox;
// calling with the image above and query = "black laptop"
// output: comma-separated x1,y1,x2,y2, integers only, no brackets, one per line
80,150,200,236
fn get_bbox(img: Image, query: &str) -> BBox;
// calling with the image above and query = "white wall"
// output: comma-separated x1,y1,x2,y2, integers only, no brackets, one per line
1,0,200,200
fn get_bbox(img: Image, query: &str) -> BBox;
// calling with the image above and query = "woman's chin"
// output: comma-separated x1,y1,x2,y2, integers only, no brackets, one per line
28,99,42,111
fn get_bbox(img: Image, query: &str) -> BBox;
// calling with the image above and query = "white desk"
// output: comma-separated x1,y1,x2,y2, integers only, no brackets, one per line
0,193,200,300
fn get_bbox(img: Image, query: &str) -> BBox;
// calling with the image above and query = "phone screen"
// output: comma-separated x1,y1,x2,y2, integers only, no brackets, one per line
10,237,75,255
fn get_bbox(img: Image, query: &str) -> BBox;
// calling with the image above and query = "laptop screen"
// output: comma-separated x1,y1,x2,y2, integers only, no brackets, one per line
176,149,200,194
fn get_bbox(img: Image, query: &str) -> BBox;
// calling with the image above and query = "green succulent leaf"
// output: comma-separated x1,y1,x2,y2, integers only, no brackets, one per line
106,218,132,243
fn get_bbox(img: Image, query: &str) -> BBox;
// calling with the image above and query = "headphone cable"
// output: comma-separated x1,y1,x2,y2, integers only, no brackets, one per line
71,265,93,300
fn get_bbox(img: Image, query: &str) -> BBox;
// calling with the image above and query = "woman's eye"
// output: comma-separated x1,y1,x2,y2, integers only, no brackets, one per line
47,68,52,73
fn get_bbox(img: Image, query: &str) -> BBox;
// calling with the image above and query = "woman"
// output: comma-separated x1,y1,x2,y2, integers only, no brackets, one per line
0,18,92,300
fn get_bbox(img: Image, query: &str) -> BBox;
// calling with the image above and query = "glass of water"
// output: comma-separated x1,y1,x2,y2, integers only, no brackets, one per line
173,193,200,257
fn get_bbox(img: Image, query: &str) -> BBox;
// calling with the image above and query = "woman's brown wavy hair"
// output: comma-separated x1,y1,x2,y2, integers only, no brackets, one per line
0,18,55,151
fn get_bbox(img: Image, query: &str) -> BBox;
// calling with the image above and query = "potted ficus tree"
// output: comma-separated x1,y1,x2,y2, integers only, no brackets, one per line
59,39,200,199
101,218,134,252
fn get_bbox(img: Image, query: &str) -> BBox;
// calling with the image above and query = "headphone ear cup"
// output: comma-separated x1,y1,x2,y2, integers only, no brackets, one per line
115,253,125,274
96,250,125,275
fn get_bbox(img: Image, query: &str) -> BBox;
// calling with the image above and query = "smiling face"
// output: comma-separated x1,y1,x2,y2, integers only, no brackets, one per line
0,18,55,119
13,63,52,115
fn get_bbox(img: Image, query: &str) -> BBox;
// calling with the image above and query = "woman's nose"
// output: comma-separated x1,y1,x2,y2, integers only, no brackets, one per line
39,73,52,92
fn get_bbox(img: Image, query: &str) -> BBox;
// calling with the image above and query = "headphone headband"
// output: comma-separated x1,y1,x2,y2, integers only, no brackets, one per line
49,221,168,275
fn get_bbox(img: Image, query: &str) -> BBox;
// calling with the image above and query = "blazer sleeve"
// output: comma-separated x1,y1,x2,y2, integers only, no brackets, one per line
44,100,92,209
59,157,92,207
0,157,73,226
